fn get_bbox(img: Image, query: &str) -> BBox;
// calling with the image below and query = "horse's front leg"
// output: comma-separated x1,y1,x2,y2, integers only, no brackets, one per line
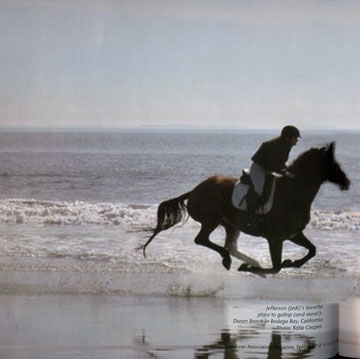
282,232,316,268
238,237,283,275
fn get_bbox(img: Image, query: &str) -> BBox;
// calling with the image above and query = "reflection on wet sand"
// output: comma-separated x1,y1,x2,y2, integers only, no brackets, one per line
267,333,282,359
194,330,316,359
133,329,323,359
195,331,238,359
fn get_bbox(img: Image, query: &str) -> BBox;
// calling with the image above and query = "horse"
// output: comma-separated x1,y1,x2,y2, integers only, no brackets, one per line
138,142,350,275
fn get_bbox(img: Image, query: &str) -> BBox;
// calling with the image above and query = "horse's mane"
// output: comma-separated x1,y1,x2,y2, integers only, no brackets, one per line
287,147,323,175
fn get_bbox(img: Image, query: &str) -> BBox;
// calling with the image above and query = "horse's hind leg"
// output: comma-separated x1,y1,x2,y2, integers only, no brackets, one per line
224,226,261,268
282,232,316,268
194,222,232,270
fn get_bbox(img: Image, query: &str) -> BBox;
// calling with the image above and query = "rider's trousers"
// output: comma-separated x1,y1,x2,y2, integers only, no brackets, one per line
250,162,268,195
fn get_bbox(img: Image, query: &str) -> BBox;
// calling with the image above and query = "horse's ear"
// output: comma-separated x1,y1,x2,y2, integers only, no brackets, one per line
329,142,336,155
326,142,336,162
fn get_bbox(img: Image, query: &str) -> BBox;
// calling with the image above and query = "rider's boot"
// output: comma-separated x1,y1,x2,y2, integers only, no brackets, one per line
245,192,261,225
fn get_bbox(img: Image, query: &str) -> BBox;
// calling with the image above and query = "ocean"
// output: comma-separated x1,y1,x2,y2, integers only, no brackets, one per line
0,128,358,359
1,129,359,208
0,128,359,298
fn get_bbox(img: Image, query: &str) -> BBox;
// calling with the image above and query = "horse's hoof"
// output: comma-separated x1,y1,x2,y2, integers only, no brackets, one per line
222,256,231,270
291,260,302,268
282,259,293,268
238,263,250,272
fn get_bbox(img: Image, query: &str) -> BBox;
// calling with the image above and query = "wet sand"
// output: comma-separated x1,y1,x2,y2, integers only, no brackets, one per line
0,294,342,359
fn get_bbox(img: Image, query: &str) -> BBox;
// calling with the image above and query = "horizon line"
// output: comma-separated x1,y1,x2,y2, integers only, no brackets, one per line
0,125,359,132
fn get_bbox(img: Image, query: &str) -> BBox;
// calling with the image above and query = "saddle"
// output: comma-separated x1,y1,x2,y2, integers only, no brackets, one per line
231,169,277,214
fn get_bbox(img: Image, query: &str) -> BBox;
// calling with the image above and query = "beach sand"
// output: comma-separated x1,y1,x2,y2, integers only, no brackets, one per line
0,294,233,359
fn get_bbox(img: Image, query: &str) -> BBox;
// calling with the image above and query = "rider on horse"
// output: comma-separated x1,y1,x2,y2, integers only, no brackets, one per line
247,125,301,217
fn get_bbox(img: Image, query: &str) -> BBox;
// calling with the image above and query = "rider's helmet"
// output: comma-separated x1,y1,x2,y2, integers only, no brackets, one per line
281,125,301,139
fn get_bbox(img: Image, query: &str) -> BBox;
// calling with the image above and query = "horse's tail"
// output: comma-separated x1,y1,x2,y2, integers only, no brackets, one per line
138,191,191,258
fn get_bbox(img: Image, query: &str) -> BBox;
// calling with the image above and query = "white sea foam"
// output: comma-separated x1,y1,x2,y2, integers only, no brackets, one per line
311,210,360,230
0,199,156,228
1,199,360,231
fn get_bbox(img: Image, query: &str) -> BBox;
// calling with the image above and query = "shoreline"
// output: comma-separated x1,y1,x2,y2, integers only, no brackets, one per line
0,268,358,301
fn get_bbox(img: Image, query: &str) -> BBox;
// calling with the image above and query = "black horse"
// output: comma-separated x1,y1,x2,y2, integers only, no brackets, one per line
139,142,350,275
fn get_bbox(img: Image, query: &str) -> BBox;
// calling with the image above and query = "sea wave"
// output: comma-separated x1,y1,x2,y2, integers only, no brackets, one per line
0,199,156,227
311,210,360,231
0,199,360,231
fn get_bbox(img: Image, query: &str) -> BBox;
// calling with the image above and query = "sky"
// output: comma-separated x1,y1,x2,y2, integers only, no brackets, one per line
1,0,360,129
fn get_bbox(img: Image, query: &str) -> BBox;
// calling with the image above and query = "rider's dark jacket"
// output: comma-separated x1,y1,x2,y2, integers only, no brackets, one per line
251,136,292,173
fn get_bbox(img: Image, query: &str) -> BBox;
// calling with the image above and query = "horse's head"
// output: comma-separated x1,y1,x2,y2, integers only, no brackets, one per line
322,142,350,191
289,142,350,191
